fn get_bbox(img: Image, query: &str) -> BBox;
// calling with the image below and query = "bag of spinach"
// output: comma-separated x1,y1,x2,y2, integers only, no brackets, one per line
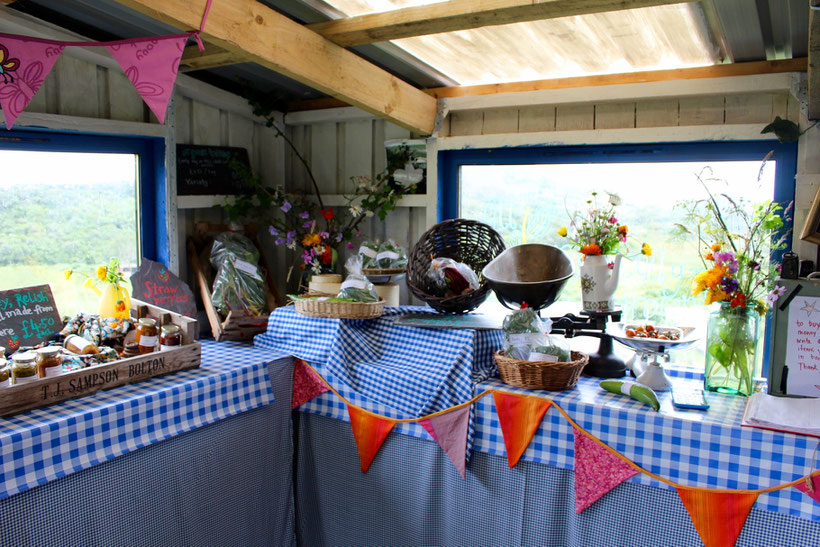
337,256,380,302
209,232,268,317
502,304,570,362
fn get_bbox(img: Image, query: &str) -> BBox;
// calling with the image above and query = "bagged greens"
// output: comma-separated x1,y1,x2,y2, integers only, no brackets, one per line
357,241,381,269
337,256,380,302
374,240,407,269
502,307,570,362
427,257,479,297
210,232,267,317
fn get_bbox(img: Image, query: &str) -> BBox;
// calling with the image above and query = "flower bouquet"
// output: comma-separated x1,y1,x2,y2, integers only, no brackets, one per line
677,165,792,395
64,258,131,319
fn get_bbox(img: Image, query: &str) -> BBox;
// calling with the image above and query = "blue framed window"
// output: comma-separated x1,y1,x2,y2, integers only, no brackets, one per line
0,128,167,265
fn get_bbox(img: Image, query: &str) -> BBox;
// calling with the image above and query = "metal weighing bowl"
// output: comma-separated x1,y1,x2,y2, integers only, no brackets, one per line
482,244,574,310
608,323,700,353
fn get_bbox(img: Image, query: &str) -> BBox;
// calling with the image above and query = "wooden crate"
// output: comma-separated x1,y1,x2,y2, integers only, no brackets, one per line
0,299,201,417
188,223,282,341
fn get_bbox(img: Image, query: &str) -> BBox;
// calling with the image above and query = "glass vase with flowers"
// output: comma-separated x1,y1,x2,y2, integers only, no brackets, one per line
677,163,792,396
558,191,652,312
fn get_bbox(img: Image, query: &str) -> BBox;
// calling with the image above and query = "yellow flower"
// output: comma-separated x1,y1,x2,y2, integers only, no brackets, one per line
557,227,568,237
691,271,709,296
641,243,652,256
302,233,321,247
705,288,729,305
63,269,73,280
95,265,108,281
83,277,95,290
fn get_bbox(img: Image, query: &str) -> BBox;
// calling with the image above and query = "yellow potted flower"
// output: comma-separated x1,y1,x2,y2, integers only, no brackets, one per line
64,258,131,319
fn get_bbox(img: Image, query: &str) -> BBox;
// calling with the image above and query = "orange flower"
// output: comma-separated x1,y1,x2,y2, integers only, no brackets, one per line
711,243,721,252
617,225,628,235
302,233,321,247
704,252,714,261
114,300,126,313
580,244,602,256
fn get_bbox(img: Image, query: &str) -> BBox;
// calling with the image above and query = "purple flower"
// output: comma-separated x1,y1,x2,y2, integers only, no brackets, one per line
302,221,313,229
765,285,787,307
280,200,292,213
299,211,310,219
286,231,296,244
268,226,279,236
274,238,284,245
609,217,618,224
714,251,738,273
301,249,312,263
319,231,329,239
335,233,343,242
347,242,354,249
721,277,739,294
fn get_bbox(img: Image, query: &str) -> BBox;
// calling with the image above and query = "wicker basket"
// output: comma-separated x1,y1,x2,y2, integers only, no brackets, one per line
407,219,506,314
293,293,385,319
494,350,589,390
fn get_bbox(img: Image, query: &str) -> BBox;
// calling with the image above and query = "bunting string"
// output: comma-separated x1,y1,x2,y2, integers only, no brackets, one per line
297,359,820,495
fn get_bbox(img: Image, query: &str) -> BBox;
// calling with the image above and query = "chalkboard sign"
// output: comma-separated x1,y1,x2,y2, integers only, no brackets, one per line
176,145,251,195
0,285,62,352
130,258,196,317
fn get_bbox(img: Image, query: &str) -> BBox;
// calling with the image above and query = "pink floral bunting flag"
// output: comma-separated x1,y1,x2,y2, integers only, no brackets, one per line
292,358,329,409
419,404,471,479
0,35,64,129
573,427,638,513
105,35,188,124
795,474,820,504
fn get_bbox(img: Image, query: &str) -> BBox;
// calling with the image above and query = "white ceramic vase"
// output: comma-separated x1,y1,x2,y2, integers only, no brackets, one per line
579,254,622,312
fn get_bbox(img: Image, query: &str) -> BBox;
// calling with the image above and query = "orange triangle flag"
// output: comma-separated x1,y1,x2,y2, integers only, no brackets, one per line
676,487,758,547
347,405,395,473
492,392,552,468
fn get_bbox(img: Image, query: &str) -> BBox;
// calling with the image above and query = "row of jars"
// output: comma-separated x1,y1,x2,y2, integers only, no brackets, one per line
0,320,183,386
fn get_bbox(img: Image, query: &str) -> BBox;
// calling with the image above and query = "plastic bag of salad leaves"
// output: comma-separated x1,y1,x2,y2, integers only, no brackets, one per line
357,240,381,269
337,256,380,302
427,257,479,297
374,239,407,269
210,231,267,317
501,306,570,362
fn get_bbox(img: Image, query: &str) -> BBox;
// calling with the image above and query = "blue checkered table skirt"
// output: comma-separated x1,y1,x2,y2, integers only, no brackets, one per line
255,305,504,418
0,340,276,501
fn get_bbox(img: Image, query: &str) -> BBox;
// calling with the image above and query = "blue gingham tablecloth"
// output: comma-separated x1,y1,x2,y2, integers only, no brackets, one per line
254,305,504,418
0,340,276,501
298,367,820,523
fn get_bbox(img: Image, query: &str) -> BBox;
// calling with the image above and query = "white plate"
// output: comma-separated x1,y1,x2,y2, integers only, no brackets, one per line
608,322,699,353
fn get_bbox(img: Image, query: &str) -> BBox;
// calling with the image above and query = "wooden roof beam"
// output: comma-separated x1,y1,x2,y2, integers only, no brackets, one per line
809,0,820,120
179,44,248,72
111,0,437,134
308,0,684,47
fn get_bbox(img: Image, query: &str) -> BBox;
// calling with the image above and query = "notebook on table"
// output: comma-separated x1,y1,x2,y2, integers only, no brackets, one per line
741,392,820,437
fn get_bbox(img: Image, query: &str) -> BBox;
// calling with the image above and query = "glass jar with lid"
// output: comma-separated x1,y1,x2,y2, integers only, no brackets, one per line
0,359,9,387
136,317,158,354
35,346,63,378
160,324,182,351
11,352,39,384
64,334,99,355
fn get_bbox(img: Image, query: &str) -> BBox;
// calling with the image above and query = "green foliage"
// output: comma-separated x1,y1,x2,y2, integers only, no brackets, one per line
761,116,817,143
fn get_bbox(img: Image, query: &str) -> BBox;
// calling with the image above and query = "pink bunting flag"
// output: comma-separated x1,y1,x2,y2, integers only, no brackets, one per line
106,35,188,124
573,427,638,513
292,358,329,409
0,36,64,129
419,404,471,479
795,474,820,504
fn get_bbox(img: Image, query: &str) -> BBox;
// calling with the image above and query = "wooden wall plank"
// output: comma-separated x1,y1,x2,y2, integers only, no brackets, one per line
56,55,99,118
517,106,556,133
310,122,338,194
191,101,221,146
678,96,725,125
725,94,774,124
483,108,519,134
227,113,256,170
450,111,484,136
635,99,678,128
343,120,374,192
556,104,594,131
174,95,192,143
771,92,789,121
595,102,635,129
108,70,145,123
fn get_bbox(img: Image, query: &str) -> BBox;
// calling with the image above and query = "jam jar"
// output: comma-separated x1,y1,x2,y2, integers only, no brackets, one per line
35,346,63,378
160,324,182,351
0,359,9,387
136,317,158,354
11,352,38,384
64,334,99,355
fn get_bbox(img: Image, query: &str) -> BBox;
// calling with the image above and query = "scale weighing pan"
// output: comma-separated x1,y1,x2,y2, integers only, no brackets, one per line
482,244,574,310
607,323,699,353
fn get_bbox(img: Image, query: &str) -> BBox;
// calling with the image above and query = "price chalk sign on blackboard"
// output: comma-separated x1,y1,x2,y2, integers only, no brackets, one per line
0,285,62,352
176,144,252,196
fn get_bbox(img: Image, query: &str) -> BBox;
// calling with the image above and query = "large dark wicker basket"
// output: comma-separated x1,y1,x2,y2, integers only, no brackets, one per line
407,219,506,314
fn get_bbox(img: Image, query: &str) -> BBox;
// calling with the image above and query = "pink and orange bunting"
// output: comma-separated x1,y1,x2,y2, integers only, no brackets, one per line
105,35,188,124
347,405,395,473
292,358,330,409
573,427,638,513
493,392,552,468
0,35,64,129
676,487,758,547
795,474,820,504
419,404,471,479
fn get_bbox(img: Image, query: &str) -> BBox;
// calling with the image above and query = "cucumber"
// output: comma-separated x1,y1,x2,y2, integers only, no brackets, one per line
599,380,660,412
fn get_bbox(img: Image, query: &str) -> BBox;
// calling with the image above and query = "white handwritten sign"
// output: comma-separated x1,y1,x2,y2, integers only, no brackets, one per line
785,296,820,397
